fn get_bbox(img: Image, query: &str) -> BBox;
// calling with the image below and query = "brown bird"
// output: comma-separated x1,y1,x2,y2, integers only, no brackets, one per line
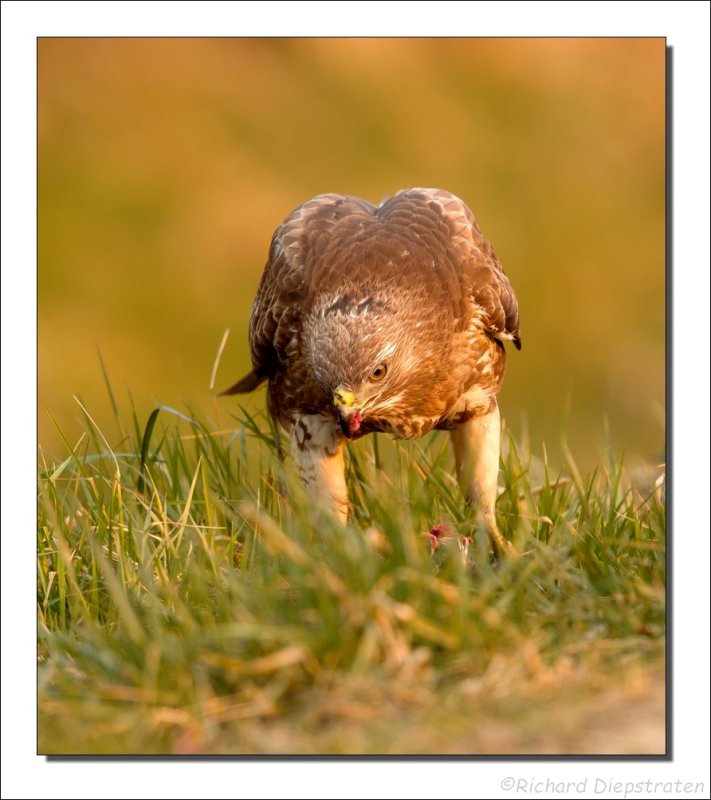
222,188,521,556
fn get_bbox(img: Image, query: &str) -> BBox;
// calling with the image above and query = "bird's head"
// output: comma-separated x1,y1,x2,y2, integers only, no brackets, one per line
302,289,437,439
331,368,385,439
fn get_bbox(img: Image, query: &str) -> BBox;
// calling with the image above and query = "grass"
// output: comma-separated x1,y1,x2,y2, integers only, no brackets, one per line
37,393,666,755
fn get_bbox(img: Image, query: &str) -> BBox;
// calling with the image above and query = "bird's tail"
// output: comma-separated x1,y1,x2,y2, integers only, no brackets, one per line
219,370,266,396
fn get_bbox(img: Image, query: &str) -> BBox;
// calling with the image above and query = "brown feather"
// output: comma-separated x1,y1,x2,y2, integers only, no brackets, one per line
227,187,520,433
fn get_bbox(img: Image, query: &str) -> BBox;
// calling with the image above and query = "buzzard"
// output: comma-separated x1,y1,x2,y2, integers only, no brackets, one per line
223,188,521,556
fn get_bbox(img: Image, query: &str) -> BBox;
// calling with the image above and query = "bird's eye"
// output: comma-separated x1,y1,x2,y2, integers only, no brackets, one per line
369,364,388,382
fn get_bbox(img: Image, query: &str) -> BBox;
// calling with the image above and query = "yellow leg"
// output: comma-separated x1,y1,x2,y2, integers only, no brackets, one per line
450,404,513,557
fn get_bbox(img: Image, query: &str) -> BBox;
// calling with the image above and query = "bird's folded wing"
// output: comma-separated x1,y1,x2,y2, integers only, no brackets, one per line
467,263,521,350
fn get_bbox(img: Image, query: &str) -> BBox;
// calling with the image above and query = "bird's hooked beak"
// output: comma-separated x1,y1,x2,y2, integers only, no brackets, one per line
333,385,363,439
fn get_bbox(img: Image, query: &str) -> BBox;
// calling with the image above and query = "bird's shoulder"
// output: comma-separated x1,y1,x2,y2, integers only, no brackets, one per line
383,189,521,348
248,194,375,374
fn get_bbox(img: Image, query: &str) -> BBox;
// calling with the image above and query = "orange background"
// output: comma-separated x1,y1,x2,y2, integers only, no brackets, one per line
38,38,666,469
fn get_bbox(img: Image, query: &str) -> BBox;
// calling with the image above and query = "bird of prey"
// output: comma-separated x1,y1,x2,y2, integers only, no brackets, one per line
222,188,521,556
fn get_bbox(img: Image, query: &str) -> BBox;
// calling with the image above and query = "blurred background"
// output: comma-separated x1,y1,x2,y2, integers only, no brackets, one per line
38,37,665,470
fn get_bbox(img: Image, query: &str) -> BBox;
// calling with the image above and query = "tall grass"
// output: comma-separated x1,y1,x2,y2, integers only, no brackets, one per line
37,395,665,754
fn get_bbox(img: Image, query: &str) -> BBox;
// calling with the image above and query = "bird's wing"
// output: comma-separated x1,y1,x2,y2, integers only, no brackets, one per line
388,188,521,349
248,193,376,379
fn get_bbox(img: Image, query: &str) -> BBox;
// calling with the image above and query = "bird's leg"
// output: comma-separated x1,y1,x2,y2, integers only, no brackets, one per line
290,414,349,524
450,404,512,558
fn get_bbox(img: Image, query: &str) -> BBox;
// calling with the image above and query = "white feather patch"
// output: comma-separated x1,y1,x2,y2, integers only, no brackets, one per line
290,414,348,523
